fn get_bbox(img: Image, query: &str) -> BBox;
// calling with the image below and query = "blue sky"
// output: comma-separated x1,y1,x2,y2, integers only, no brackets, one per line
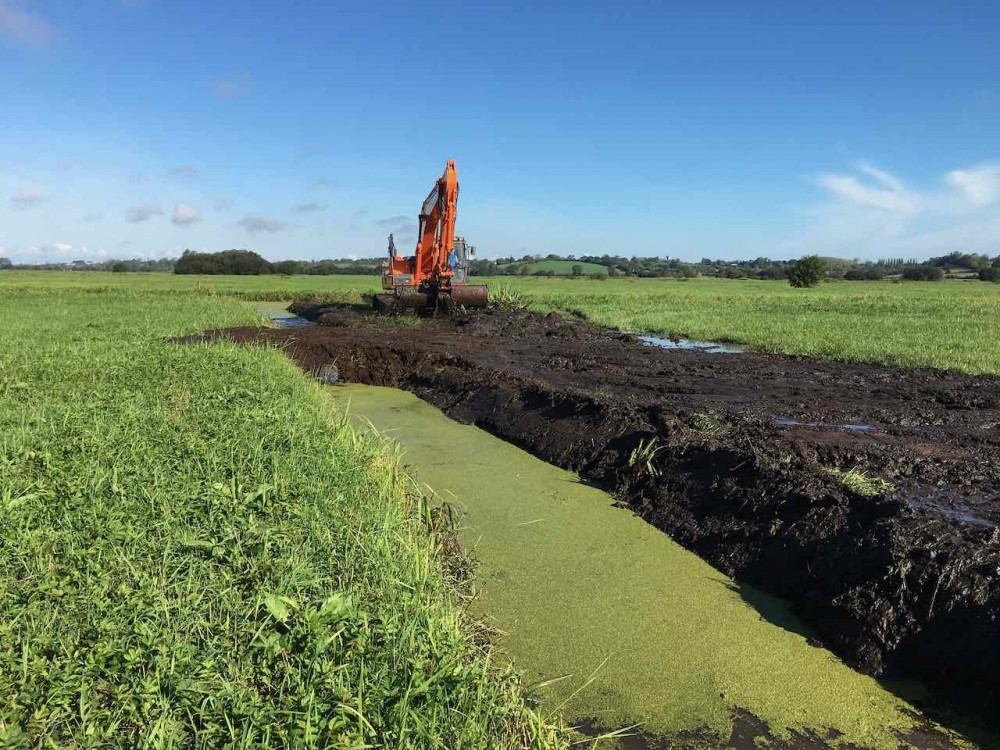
2,0,999,263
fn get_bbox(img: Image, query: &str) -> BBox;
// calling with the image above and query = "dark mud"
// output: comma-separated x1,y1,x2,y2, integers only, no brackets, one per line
190,304,1000,732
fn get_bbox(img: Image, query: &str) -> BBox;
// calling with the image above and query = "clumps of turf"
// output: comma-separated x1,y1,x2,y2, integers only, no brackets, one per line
686,412,731,436
0,291,564,749
823,467,894,497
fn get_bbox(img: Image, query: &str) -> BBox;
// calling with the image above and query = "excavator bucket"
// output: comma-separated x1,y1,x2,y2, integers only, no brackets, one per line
373,284,489,315
450,284,489,308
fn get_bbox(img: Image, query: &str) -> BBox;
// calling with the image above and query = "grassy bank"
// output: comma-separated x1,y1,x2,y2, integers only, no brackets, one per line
2,272,999,373
0,291,561,748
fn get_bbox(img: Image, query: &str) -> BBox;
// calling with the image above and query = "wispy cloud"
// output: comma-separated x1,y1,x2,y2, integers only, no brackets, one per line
788,161,1000,257
0,3,55,46
237,215,287,233
294,201,327,213
9,242,108,262
82,212,104,223
172,203,201,226
126,204,163,223
212,198,233,211
168,165,200,180
815,162,920,214
11,186,44,210
375,215,412,231
946,164,1000,207
310,178,336,191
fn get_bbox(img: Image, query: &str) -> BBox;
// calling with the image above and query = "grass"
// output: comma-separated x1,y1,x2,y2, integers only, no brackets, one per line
0,271,1000,375
824,468,894,497
2,272,998,374
515,277,1000,375
0,290,562,749
331,385,972,748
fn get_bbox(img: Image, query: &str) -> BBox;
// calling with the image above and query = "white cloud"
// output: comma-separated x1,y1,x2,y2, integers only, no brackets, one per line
237,215,286,233
11,186,44,210
172,203,201,226
786,161,1000,258
126,204,163,223
816,163,920,214
0,3,55,46
9,243,108,262
946,164,1000,207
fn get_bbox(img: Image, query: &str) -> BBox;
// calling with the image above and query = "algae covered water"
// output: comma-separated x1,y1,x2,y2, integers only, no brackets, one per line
327,384,964,748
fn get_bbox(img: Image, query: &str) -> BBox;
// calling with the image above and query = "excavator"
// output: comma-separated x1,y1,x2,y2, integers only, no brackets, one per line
374,159,488,314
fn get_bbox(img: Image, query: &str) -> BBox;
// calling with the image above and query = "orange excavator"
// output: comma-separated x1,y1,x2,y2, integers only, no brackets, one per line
374,159,488,314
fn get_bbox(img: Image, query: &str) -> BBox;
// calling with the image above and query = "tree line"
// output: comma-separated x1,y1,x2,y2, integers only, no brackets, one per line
3,248,998,283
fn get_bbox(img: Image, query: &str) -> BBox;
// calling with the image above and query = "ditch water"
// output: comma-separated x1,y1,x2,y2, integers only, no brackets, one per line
640,335,746,354
325,383,954,748
254,302,311,328
773,418,878,433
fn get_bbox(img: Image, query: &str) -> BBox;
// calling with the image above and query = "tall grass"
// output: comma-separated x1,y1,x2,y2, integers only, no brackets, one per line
0,291,562,748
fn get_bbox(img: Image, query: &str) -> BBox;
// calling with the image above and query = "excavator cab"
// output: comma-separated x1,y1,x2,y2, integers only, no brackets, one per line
451,237,475,284
374,160,488,314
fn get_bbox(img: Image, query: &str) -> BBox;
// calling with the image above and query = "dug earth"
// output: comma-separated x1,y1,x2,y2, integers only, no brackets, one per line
192,304,1000,725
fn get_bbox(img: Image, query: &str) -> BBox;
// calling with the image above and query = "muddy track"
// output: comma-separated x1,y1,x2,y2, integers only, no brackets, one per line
191,305,1000,726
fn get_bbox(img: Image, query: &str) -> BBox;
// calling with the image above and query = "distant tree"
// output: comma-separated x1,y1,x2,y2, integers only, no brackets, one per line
0,257,12,270
979,267,1000,283
571,264,584,276
111,261,129,273
273,260,303,275
844,266,885,281
902,264,944,281
787,255,827,288
756,264,787,280
174,249,274,275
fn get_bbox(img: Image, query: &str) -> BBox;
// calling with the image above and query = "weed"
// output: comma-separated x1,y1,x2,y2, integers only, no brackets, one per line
687,412,730,436
490,282,527,310
628,437,665,477
823,467,893,497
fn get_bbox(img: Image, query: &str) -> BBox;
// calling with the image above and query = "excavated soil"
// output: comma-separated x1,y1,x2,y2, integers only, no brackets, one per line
190,304,1000,728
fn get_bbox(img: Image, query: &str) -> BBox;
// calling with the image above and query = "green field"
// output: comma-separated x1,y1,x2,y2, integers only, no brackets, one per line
3,271,999,374
496,259,610,276
0,290,561,748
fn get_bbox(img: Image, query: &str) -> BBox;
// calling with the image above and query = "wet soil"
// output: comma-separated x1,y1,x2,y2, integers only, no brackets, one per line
190,305,1000,730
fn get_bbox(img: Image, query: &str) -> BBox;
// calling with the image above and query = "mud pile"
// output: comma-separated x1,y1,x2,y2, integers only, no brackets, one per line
194,305,1000,716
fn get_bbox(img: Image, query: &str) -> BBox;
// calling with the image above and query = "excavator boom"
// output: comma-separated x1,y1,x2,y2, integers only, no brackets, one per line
376,160,488,313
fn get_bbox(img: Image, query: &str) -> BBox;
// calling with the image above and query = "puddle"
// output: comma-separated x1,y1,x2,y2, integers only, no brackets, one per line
640,335,745,354
773,418,877,433
909,495,999,529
